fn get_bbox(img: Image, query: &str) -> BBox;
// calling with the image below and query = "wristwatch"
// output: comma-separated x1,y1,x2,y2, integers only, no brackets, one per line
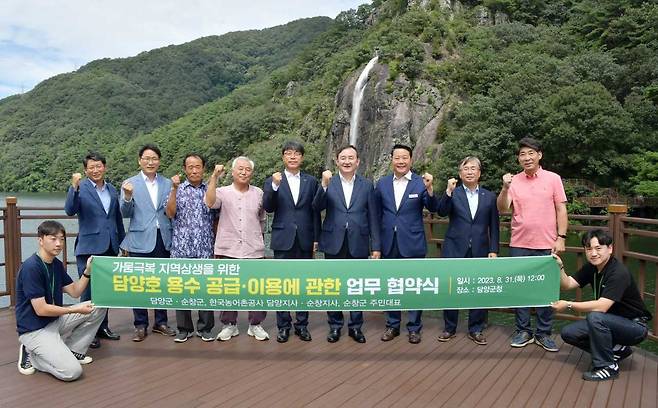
558,234,567,239
567,302,573,311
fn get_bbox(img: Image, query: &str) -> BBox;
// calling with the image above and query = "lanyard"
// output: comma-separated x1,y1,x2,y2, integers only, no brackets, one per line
35,254,55,302
593,270,605,300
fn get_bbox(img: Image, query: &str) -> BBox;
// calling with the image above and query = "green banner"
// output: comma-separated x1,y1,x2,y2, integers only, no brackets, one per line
91,256,559,311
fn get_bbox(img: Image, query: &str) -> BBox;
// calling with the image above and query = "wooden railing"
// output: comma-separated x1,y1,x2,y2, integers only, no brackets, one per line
425,204,658,341
2,197,657,340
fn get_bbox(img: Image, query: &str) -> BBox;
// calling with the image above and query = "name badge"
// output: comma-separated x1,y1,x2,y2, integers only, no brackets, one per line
408,193,419,198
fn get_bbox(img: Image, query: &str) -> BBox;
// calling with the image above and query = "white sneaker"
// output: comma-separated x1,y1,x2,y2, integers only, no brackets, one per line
217,324,239,341
248,324,270,341
72,351,93,365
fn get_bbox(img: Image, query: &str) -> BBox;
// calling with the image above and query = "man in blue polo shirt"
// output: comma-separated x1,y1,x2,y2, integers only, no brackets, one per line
15,220,105,381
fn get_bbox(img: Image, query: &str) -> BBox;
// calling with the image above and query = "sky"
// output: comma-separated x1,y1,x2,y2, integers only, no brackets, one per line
0,0,366,99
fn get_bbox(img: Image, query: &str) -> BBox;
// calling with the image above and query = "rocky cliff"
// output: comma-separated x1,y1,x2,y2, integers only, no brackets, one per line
326,60,448,179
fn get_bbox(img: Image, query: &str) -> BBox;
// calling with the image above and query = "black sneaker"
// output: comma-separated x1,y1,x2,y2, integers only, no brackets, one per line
174,331,192,343
18,345,35,375
613,346,633,362
71,351,93,365
583,364,619,381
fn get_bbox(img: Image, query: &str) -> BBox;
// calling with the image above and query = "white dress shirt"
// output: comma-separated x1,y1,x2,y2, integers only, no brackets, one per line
272,169,301,205
393,171,412,210
464,184,479,219
141,171,160,227
339,173,355,208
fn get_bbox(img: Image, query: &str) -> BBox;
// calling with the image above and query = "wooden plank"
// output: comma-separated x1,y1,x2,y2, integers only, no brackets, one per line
624,350,646,408
640,350,658,408
1,308,658,408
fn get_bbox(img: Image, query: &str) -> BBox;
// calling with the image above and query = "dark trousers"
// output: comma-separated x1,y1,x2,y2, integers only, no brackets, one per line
384,235,422,333
325,233,364,330
130,230,169,329
215,254,266,325
76,246,115,332
510,247,553,336
442,248,486,334
176,310,214,334
274,234,312,330
561,312,648,368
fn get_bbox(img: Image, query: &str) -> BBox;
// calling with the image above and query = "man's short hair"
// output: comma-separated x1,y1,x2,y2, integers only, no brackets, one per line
391,144,413,158
459,156,481,170
336,144,359,159
83,151,106,168
183,153,205,168
139,144,162,158
232,156,255,170
38,220,66,237
517,137,542,154
282,140,305,156
581,229,613,247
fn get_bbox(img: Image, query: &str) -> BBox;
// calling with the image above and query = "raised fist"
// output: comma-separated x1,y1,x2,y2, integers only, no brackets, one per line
71,173,82,189
171,174,181,189
446,177,457,195
502,173,513,188
422,173,434,191
122,181,134,200
213,164,225,179
272,172,282,186
321,170,333,188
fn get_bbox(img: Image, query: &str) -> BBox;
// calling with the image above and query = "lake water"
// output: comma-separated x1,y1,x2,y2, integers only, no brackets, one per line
1,193,656,308
0,192,276,307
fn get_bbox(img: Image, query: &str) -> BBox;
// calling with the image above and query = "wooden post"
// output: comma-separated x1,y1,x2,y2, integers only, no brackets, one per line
4,197,19,306
608,204,627,261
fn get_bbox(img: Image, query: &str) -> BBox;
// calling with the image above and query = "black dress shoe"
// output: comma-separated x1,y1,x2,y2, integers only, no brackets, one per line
327,328,341,343
97,327,121,341
295,327,312,341
348,328,366,343
277,328,290,343
89,337,101,349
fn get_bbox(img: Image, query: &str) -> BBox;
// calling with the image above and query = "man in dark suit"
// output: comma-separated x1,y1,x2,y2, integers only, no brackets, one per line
375,144,438,344
65,151,125,348
437,156,499,345
313,144,381,344
120,144,176,342
263,141,320,343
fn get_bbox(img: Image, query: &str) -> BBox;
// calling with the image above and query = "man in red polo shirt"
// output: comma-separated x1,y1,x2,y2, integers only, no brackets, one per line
497,137,568,352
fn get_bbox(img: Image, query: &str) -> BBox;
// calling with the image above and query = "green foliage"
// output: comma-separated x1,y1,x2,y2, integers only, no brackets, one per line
1,0,657,206
0,17,334,191
631,152,658,197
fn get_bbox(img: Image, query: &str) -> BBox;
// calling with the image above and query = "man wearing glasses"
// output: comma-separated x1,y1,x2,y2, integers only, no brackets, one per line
263,141,320,343
120,144,176,342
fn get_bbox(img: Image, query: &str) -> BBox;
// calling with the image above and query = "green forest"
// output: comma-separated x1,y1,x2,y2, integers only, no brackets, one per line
0,0,656,199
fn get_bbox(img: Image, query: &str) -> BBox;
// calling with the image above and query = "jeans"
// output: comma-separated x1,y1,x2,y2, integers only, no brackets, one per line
561,312,648,368
510,247,553,336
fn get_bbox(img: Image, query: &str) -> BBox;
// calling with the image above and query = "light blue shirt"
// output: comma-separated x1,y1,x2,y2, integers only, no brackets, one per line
89,179,111,214
463,184,479,219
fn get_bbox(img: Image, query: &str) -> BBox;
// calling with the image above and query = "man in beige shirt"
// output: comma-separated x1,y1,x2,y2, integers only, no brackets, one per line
205,156,268,341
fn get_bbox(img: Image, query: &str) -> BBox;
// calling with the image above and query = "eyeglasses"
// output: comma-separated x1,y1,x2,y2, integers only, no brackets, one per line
140,156,160,163
283,151,303,158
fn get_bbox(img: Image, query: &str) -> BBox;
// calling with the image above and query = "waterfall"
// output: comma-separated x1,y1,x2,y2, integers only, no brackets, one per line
349,55,378,146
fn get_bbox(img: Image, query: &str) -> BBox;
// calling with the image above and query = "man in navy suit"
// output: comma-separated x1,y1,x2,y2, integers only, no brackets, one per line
313,144,381,344
263,141,320,343
65,151,125,348
376,144,438,344
120,144,176,342
437,156,499,345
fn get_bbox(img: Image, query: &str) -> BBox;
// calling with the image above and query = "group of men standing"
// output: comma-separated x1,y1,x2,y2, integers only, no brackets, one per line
14,137,651,383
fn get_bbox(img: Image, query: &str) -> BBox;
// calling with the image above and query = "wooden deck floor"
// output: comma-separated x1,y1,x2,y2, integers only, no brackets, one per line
0,308,657,407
